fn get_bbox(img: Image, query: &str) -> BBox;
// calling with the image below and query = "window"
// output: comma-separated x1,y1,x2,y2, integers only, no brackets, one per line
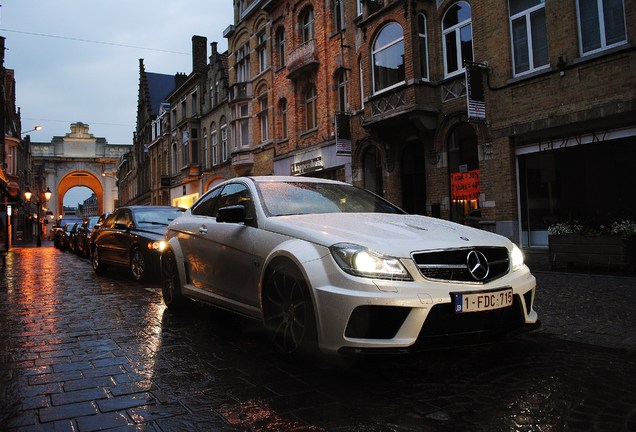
363,146,383,197
181,128,190,167
220,118,228,162
510,0,549,76
302,7,315,43
171,108,177,129
191,90,198,116
236,42,250,82
191,127,199,164
418,14,430,81
279,98,288,140
442,2,473,78
337,70,348,113
236,103,250,148
359,58,364,109
372,22,405,93
180,99,186,119
257,30,268,73
305,85,317,131
203,129,209,169
171,141,178,173
334,0,345,32
276,27,286,68
211,124,218,166
357,0,363,16
447,123,479,223
258,93,269,143
577,0,626,55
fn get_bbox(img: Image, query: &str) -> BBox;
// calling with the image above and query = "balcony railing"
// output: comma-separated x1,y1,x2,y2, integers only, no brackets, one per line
228,82,253,103
287,40,319,79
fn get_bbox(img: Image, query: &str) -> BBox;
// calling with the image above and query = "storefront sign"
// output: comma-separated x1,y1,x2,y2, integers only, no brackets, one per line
290,157,323,176
451,169,480,201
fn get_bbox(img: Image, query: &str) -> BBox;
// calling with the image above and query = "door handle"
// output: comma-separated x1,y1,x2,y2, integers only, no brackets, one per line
198,225,208,235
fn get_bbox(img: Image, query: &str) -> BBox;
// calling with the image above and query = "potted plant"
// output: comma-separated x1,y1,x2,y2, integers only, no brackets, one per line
548,220,635,271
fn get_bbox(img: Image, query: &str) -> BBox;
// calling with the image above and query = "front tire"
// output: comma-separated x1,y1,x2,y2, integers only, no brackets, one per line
262,262,318,357
91,247,107,274
161,250,186,310
130,248,146,281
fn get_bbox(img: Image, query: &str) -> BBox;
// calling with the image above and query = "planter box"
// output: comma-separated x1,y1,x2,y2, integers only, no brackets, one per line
549,234,635,271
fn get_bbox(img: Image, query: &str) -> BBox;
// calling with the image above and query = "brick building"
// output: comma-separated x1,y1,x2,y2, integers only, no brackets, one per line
125,0,635,248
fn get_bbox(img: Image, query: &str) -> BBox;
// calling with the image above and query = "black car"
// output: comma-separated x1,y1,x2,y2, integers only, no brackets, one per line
91,206,184,281
53,217,82,250
76,215,101,258
67,222,81,253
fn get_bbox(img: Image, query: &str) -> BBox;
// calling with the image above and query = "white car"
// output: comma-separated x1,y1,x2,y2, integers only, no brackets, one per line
161,176,539,358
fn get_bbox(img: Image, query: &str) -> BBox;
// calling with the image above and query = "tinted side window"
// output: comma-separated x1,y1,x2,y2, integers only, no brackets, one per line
191,187,222,217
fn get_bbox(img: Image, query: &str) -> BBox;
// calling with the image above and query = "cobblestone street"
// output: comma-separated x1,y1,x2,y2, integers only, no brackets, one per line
1,243,635,431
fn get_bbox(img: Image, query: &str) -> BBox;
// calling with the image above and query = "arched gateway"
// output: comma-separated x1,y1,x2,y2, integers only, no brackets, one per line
30,123,131,219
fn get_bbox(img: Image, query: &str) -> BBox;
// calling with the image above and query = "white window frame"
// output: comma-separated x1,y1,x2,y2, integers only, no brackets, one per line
220,122,228,162
576,0,627,56
442,1,474,78
418,13,430,81
257,30,268,73
509,0,549,77
372,22,405,94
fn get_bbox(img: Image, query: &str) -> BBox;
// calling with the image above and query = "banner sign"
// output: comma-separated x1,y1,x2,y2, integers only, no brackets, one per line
466,63,486,120
451,169,480,201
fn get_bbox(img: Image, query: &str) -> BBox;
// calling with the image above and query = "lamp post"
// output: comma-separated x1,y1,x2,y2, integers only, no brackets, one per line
21,125,43,136
24,187,52,247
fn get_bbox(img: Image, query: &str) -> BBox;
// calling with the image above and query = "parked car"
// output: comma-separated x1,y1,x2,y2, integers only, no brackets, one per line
52,217,82,249
91,206,184,281
160,176,539,360
76,215,101,258
67,222,81,253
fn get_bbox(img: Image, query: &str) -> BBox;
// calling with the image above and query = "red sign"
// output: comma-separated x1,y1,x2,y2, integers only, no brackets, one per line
451,169,480,201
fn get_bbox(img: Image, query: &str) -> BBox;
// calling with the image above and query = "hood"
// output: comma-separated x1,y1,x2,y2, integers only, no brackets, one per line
263,213,511,257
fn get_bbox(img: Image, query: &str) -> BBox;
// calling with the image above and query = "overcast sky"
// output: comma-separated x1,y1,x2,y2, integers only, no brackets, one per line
1,0,234,205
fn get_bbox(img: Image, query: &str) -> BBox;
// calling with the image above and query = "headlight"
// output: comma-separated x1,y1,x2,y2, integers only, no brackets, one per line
149,240,167,251
330,243,412,281
511,244,524,270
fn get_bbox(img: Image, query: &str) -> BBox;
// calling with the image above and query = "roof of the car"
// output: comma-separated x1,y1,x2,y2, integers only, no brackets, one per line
247,176,346,185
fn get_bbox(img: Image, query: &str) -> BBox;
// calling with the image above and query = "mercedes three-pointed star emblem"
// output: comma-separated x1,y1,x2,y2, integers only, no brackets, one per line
466,250,490,281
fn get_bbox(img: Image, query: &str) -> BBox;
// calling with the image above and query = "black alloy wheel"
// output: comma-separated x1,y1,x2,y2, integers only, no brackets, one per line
91,247,107,274
130,248,146,281
262,262,317,357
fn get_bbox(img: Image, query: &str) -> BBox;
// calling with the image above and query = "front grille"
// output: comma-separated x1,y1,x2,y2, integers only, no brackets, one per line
412,247,510,283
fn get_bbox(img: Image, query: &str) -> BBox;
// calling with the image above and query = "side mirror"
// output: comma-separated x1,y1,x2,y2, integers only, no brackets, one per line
217,205,246,224
114,222,130,230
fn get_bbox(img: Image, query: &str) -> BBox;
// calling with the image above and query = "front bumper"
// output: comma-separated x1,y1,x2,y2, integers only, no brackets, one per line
303,255,539,356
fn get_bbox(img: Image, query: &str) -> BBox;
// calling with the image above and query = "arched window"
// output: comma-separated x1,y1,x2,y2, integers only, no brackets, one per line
203,128,209,169
447,123,479,222
442,2,473,78
301,7,315,43
171,141,178,174
372,22,405,93
276,27,286,68
334,0,345,32
258,90,269,143
418,14,429,81
304,85,317,131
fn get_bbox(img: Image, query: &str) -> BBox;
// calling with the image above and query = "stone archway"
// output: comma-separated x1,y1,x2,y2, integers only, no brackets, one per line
57,171,104,216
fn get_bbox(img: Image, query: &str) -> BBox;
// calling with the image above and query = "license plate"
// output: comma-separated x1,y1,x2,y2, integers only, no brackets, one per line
453,288,513,313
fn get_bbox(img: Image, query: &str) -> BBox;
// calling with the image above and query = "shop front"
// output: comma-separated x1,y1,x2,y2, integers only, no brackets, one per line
273,142,351,183
516,127,636,247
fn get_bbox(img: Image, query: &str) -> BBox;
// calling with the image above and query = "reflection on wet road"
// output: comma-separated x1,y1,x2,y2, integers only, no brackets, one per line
1,245,634,431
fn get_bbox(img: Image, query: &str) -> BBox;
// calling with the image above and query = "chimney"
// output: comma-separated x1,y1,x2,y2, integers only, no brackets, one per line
210,42,218,56
192,35,207,72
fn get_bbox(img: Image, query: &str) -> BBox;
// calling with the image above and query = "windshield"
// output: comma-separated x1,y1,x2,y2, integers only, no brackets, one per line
257,181,405,216
134,208,184,226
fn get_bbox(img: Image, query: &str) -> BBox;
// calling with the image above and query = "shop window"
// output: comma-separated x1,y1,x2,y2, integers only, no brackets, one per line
442,2,473,78
447,123,479,223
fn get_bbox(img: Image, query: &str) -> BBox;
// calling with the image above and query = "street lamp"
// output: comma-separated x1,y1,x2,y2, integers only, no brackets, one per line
24,187,52,247
21,125,43,136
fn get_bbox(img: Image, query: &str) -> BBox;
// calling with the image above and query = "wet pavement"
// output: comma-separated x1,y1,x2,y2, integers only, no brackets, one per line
0,241,635,431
